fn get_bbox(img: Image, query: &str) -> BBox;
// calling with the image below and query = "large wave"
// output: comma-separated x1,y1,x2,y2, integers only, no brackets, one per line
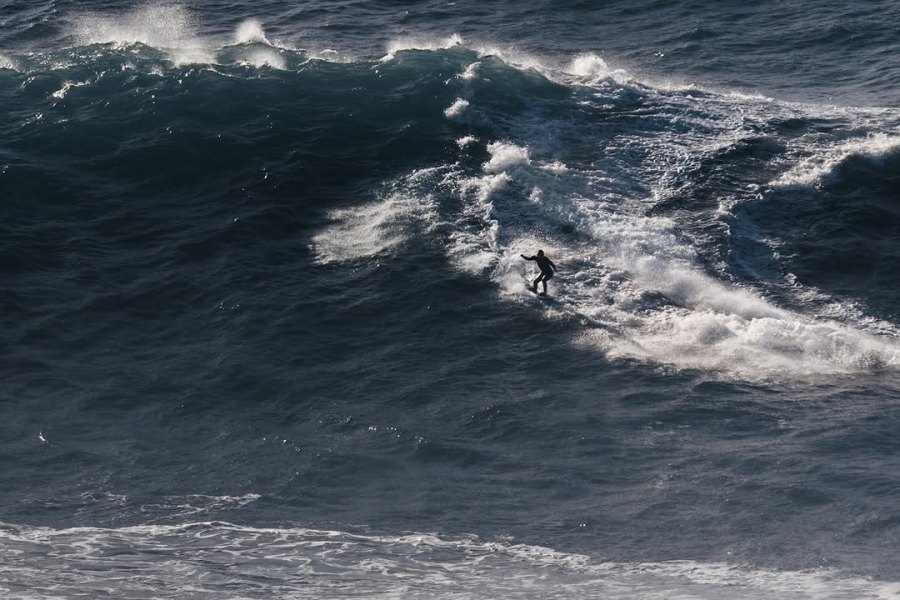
4,4,900,382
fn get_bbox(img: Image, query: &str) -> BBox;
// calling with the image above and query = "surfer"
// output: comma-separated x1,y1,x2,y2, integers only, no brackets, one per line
521,250,557,295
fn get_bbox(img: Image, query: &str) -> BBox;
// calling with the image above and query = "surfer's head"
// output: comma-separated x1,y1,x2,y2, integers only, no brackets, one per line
537,249,544,256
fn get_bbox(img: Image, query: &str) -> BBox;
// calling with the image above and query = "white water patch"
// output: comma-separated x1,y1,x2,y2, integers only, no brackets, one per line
441,142,539,275
444,97,469,118
0,54,16,71
229,19,285,68
51,79,90,100
459,61,480,80
427,129,900,380
69,3,214,66
71,3,196,47
0,521,895,600
384,35,557,79
566,53,631,84
456,135,478,148
566,189,899,379
483,141,531,173
236,48,286,69
446,171,508,274
309,48,354,63
383,33,464,60
541,160,569,175
472,43,547,74
234,18,270,45
772,132,900,188
311,175,439,264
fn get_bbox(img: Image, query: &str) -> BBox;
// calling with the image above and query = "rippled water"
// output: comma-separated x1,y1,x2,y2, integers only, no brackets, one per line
2,1,900,597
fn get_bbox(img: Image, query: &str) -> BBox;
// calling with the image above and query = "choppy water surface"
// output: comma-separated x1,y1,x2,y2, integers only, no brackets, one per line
2,1,900,597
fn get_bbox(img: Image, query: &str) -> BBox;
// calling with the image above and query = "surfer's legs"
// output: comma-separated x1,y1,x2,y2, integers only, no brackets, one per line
532,274,543,291
538,271,552,295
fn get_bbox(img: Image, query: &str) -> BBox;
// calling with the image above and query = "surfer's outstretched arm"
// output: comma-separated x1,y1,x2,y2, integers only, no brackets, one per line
521,254,535,261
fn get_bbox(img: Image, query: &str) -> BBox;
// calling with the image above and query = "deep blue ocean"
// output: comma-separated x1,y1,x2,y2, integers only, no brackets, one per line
3,1,900,598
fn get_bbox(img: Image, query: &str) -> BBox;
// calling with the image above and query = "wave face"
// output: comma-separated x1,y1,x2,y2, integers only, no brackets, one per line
3,2,900,598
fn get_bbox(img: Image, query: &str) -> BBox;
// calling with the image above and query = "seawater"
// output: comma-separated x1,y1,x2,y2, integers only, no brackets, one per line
2,1,900,598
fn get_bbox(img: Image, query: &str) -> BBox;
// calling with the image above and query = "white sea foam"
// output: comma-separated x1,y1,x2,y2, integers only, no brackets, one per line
71,3,197,48
311,173,439,264
67,5,286,69
69,3,215,65
567,194,899,378
0,521,895,600
471,43,546,74
383,33,464,60
309,48,353,63
459,61,480,80
482,141,530,173
425,125,900,380
444,97,469,118
234,18,270,45
566,53,631,84
237,48,286,69
51,79,90,100
0,54,16,71
541,160,569,174
445,170,507,274
298,38,900,380
456,135,478,148
772,133,900,188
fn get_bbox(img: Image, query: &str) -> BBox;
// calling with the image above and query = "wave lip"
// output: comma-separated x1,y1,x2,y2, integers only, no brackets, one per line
383,33,464,60
233,19,270,46
773,133,900,189
70,3,201,49
66,4,290,68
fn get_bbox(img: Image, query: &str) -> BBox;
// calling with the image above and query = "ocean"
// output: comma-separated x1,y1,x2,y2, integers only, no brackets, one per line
2,1,900,598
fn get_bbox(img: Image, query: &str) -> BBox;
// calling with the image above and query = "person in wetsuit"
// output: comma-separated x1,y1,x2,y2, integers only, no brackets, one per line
521,249,557,295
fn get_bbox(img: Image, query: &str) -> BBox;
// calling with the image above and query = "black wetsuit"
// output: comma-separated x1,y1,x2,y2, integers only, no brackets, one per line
522,253,557,293
529,255,555,277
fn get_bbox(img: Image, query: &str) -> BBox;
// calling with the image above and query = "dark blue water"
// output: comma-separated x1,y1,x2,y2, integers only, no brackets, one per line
3,2,900,598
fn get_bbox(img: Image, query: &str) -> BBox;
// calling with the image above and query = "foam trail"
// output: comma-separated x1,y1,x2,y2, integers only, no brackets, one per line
310,171,439,264
441,140,900,380
1,521,896,599
51,80,90,100
773,133,900,188
574,197,899,378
